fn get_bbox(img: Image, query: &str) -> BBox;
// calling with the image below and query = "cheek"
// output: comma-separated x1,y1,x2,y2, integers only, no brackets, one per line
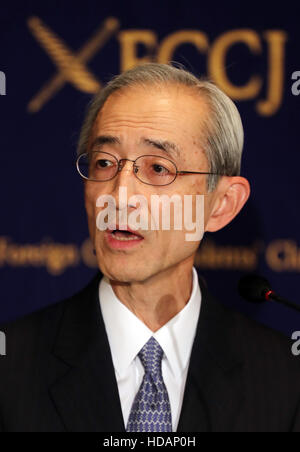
84,185,98,230
164,230,200,263
203,194,216,226
84,190,93,217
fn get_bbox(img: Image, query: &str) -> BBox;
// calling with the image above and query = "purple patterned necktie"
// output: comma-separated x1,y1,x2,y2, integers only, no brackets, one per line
126,336,172,432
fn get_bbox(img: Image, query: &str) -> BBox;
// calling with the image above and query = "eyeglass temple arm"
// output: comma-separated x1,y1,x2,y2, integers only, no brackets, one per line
176,171,221,175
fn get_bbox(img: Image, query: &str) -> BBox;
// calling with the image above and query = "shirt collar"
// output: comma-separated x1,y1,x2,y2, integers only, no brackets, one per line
99,267,201,380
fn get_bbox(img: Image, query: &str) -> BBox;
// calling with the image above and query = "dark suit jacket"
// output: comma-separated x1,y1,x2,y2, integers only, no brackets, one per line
0,272,300,432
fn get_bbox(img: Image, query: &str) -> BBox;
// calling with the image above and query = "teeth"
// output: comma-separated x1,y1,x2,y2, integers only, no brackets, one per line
111,231,142,241
113,235,140,241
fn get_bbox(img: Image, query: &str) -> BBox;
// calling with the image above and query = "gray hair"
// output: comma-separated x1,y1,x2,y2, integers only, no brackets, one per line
77,63,244,191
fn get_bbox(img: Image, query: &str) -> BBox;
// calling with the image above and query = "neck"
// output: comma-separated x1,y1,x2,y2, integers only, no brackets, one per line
109,259,194,332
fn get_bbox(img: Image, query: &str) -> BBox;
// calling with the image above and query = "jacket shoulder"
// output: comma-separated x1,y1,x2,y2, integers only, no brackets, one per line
202,283,300,373
230,305,300,377
0,273,101,367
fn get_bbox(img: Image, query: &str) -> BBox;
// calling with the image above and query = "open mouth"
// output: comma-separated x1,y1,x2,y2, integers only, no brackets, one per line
110,229,144,241
105,225,145,249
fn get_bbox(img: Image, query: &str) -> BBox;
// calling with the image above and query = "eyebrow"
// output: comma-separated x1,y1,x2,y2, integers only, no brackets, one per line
90,134,181,159
90,135,121,149
141,138,181,159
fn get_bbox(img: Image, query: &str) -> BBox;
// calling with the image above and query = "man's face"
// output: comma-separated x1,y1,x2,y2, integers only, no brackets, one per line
84,84,217,282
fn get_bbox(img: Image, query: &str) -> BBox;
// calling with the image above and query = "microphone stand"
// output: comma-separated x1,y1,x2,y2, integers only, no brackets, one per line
266,291,300,313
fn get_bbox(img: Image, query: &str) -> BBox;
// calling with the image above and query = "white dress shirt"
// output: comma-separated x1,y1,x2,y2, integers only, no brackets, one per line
99,266,201,432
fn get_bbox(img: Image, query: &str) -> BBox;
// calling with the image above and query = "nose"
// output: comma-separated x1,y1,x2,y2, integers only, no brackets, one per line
116,159,138,181
118,158,134,167
110,159,140,209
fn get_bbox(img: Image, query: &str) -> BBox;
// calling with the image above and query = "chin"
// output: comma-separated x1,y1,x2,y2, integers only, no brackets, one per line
98,258,155,283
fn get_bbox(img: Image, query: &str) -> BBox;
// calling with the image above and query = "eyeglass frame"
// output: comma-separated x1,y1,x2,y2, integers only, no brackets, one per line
76,150,223,187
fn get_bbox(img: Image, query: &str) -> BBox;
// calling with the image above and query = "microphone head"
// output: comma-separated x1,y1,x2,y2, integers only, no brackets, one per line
238,274,272,303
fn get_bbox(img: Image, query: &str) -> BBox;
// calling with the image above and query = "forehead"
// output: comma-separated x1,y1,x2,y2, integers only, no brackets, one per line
91,84,208,151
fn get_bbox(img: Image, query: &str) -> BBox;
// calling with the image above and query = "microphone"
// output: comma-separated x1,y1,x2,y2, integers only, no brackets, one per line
238,274,300,313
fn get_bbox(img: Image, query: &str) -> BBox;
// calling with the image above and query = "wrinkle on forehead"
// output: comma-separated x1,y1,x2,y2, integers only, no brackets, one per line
90,83,209,167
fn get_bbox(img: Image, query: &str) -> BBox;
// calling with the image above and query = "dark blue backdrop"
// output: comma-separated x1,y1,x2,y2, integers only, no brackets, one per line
1,0,300,336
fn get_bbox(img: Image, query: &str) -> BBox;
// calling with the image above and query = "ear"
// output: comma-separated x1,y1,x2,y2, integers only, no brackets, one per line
205,176,250,232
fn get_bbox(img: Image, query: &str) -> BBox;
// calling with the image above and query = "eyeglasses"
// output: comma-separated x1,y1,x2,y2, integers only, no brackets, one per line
76,151,221,187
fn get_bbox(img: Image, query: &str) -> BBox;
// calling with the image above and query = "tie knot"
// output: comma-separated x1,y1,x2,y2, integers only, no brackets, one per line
138,337,164,375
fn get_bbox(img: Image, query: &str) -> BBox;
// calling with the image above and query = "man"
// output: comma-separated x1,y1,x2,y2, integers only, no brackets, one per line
0,63,299,432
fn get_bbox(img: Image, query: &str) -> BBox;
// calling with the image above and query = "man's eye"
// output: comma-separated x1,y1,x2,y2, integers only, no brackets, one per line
152,164,170,174
95,159,113,168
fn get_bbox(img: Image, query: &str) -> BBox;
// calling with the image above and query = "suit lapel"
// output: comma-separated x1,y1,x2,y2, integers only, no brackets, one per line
49,273,125,432
177,280,244,432
48,272,244,432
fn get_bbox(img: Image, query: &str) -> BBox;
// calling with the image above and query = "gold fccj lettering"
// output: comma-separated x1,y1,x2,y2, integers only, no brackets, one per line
28,17,287,116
